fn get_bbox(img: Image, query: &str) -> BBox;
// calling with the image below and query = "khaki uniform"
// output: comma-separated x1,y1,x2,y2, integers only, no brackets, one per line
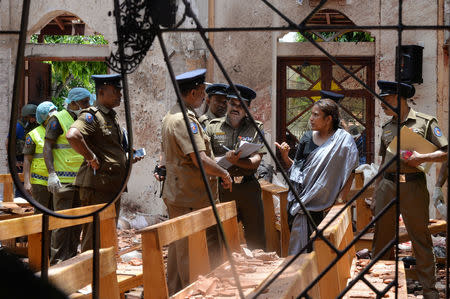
206,117,267,250
373,109,447,299
45,111,82,263
162,104,220,294
198,109,217,129
71,104,126,251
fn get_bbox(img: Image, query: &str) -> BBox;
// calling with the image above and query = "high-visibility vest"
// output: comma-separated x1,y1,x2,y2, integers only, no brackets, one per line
52,110,84,183
29,125,48,186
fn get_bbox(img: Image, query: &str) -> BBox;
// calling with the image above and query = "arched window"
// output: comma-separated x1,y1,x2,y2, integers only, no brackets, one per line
280,9,374,43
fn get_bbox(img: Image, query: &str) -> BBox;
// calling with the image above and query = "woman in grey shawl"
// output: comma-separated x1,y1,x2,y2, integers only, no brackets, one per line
276,99,359,255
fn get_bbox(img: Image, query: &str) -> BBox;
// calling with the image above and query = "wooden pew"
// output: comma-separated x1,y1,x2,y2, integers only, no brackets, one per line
139,201,320,299
260,180,290,257
139,202,240,299
0,204,120,299
313,204,407,298
0,173,24,202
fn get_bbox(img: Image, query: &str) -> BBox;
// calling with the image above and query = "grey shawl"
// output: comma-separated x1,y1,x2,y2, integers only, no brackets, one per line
287,128,358,255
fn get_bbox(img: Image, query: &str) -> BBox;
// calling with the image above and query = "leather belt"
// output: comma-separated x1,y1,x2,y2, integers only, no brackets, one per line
383,172,424,183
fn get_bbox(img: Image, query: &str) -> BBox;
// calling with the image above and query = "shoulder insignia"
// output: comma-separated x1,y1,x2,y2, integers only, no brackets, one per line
50,120,58,130
434,126,443,137
26,136,32,145
85,113,94,123
190,122,199,134
259,129,265,142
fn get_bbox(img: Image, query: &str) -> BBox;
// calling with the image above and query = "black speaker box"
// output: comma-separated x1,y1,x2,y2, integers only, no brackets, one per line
395,45,424,84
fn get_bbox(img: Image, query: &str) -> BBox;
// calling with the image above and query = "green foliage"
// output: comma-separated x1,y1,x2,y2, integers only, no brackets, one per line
30,34,108,45
30,35,108,109
295,31,374,42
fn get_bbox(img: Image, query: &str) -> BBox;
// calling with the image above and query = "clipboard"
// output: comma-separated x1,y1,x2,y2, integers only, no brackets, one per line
216,141,263,169
386,126,438,173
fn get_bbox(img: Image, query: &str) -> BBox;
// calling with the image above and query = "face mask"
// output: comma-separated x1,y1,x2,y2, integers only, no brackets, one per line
69,103,82,116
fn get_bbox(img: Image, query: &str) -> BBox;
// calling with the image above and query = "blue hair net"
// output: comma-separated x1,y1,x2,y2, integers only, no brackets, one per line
36,101,57,124
65,88,96,106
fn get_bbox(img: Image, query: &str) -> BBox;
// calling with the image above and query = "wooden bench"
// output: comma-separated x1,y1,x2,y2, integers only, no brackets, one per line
0,173,24,202
260,180,289,257
313,204,407,298
139,201,320,298
0,203,129,298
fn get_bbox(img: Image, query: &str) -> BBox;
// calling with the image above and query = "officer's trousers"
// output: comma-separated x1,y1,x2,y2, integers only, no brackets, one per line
51,184,81,264
219,177,266,250
372,177,438,299
79,187,121,252
32,184,53,211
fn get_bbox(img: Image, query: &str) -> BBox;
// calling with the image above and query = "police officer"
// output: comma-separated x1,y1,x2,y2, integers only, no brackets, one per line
161,69,232,294
198,83,229,128
155,83,229,185
14,104,38,172
206,84,267,250
43,88,95,263
372,80,447,299
66,74,128,252
23,101,57,209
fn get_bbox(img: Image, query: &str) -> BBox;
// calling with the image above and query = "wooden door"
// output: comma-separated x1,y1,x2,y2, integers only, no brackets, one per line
276,57,375,164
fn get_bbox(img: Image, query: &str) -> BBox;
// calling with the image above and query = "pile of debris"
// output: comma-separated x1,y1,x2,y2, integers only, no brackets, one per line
345,259,406,298
183,247,282,298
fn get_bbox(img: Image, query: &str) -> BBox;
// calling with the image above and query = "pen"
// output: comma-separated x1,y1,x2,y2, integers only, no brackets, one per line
93,168,96,176
222,145,232,151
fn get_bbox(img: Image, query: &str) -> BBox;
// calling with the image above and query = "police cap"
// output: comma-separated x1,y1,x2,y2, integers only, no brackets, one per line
377,80,415,98
226,84,256,104
176,69,206,91
91,74,122,89
320,90,344,103
21,104,37,117
206,83,228,96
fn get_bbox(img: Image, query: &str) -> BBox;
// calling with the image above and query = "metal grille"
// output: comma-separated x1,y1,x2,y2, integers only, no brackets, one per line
5,0,450,298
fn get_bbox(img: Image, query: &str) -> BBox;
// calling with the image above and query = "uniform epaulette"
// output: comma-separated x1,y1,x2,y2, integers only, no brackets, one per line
198,115,208,123
415,111,435,121
209,118,222,124
80,106,98,114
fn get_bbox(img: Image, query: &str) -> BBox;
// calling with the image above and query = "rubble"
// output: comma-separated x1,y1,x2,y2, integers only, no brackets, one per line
183,247,282,298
